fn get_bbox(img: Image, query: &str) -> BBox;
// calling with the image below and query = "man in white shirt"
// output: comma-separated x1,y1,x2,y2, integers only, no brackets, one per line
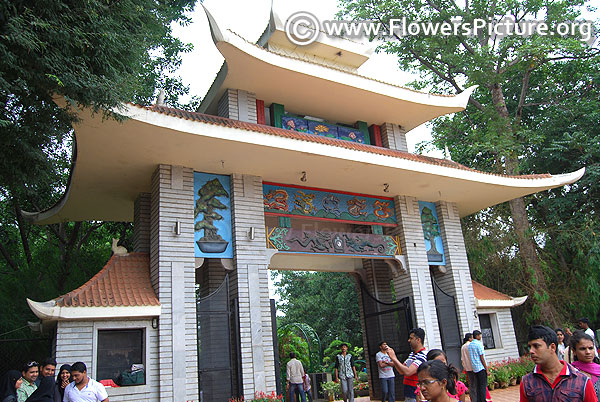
376,341,395,402
63,362,109,402
286,352,306,402
578,318,599,357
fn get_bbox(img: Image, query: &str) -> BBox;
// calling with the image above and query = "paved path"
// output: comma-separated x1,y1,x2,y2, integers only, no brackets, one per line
344,385,520,401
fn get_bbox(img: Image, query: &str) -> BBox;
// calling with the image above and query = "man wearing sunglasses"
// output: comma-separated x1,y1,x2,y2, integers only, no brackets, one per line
16,361,38,402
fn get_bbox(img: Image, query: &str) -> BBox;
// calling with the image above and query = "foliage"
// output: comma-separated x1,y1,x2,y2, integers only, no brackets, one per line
194,178,229,240
273,271,363,350
488,356,534,387
357,371,368,382
228,391,284,402
278,322,323,373
321,381,341,398
353,379,369,391
338,0,600,327
323,340,363,369
0,0,198,344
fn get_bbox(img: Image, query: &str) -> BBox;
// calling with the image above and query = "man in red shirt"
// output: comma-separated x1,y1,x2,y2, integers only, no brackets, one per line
520,325,597,402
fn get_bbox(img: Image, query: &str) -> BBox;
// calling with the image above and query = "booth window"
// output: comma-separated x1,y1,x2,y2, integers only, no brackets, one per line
479,314,496,349
97,329,145,386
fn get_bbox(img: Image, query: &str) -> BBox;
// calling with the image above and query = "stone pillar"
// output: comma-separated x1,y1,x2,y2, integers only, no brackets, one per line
230,174,276,397
217,89,258,123
434,201,477,335
150,165,199,402
133,193,151,253
381,123,409,152
389,195,442,349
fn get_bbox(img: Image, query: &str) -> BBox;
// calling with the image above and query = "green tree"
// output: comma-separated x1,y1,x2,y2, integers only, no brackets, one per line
194,178,229,241
0,0,198,341
339,0,599,325
273,271,363,349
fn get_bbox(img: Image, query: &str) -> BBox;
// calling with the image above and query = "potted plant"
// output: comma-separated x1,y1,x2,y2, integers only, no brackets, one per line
353,379,369,397
194,178,229,253
487,371,496,391
496,366,511,388
322,381,340,402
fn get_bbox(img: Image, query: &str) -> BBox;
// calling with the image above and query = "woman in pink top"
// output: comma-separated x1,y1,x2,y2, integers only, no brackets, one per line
417,349,467,402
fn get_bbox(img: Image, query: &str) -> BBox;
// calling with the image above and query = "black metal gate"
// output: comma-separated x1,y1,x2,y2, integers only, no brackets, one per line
432,278,462,369
360,281,413,400
197,276,236,402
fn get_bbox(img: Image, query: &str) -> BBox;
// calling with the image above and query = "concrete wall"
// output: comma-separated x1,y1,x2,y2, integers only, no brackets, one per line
434,201,477,337
476,308,520,362
389,195,442,350
230,174,276,397
218,89,258,123
56,319,159,402
380,123,408,152
133,193,151,253
150,164,199,402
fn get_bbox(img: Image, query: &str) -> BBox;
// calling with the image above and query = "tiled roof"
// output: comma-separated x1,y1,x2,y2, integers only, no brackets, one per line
142,105,551,181
55,253,159,307
472,280,512,301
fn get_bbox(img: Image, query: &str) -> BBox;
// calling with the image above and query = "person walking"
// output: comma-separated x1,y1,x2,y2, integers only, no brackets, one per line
63,362,108,402
286,353,306,402
468,330,488,402
334,343,357,402
460,333,475,402
520,325,597,402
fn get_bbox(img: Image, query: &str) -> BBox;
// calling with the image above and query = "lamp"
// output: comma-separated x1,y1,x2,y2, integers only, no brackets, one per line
152,317,159,329
174,220,181,235
248,227,255,240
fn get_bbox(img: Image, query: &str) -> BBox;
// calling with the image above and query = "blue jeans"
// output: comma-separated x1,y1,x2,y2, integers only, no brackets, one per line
380,377,395,402
289,383,306,402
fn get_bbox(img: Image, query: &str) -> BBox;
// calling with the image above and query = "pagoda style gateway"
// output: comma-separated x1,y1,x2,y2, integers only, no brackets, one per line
25,5,583,402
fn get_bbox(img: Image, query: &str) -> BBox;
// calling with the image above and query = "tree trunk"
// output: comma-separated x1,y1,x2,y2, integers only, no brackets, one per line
490,83,559,326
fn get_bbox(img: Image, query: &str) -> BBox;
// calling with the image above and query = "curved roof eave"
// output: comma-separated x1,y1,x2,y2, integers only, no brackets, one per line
198,5,476,130
25,104,584,224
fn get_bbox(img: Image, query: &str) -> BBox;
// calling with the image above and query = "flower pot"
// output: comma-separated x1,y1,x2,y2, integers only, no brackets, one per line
328,394,334,402
510,378,517,386
197,240,229,253
500,381,508,389
488,383,495,391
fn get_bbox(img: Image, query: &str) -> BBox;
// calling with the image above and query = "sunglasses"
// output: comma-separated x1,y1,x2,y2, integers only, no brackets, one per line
25,361,39,368
417,379,440,387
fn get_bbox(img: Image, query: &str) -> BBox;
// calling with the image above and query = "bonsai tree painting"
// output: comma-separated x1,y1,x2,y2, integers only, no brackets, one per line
421,206,443,262
194,178,230,253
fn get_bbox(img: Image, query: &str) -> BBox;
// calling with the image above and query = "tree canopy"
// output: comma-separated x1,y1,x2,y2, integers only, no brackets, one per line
273,271,363,350
0,0,199,345
339,0,600,328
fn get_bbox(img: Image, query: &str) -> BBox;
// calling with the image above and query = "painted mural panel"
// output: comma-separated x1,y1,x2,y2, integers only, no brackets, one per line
267,227,401,257
418,201,445,265
194,172,233,258
281,115,366,143
263,182,397,226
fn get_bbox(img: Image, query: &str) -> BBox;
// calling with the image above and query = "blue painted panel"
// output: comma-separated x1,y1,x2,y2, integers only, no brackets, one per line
307,120,338,138
282,116,310,132
418,201,446,265
194,172,232,258
338,126,365,143
263,183,397,225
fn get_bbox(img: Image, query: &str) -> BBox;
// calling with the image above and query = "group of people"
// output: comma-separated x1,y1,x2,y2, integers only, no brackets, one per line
376,327,469,402
373,319,600,402
0,360,108,402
